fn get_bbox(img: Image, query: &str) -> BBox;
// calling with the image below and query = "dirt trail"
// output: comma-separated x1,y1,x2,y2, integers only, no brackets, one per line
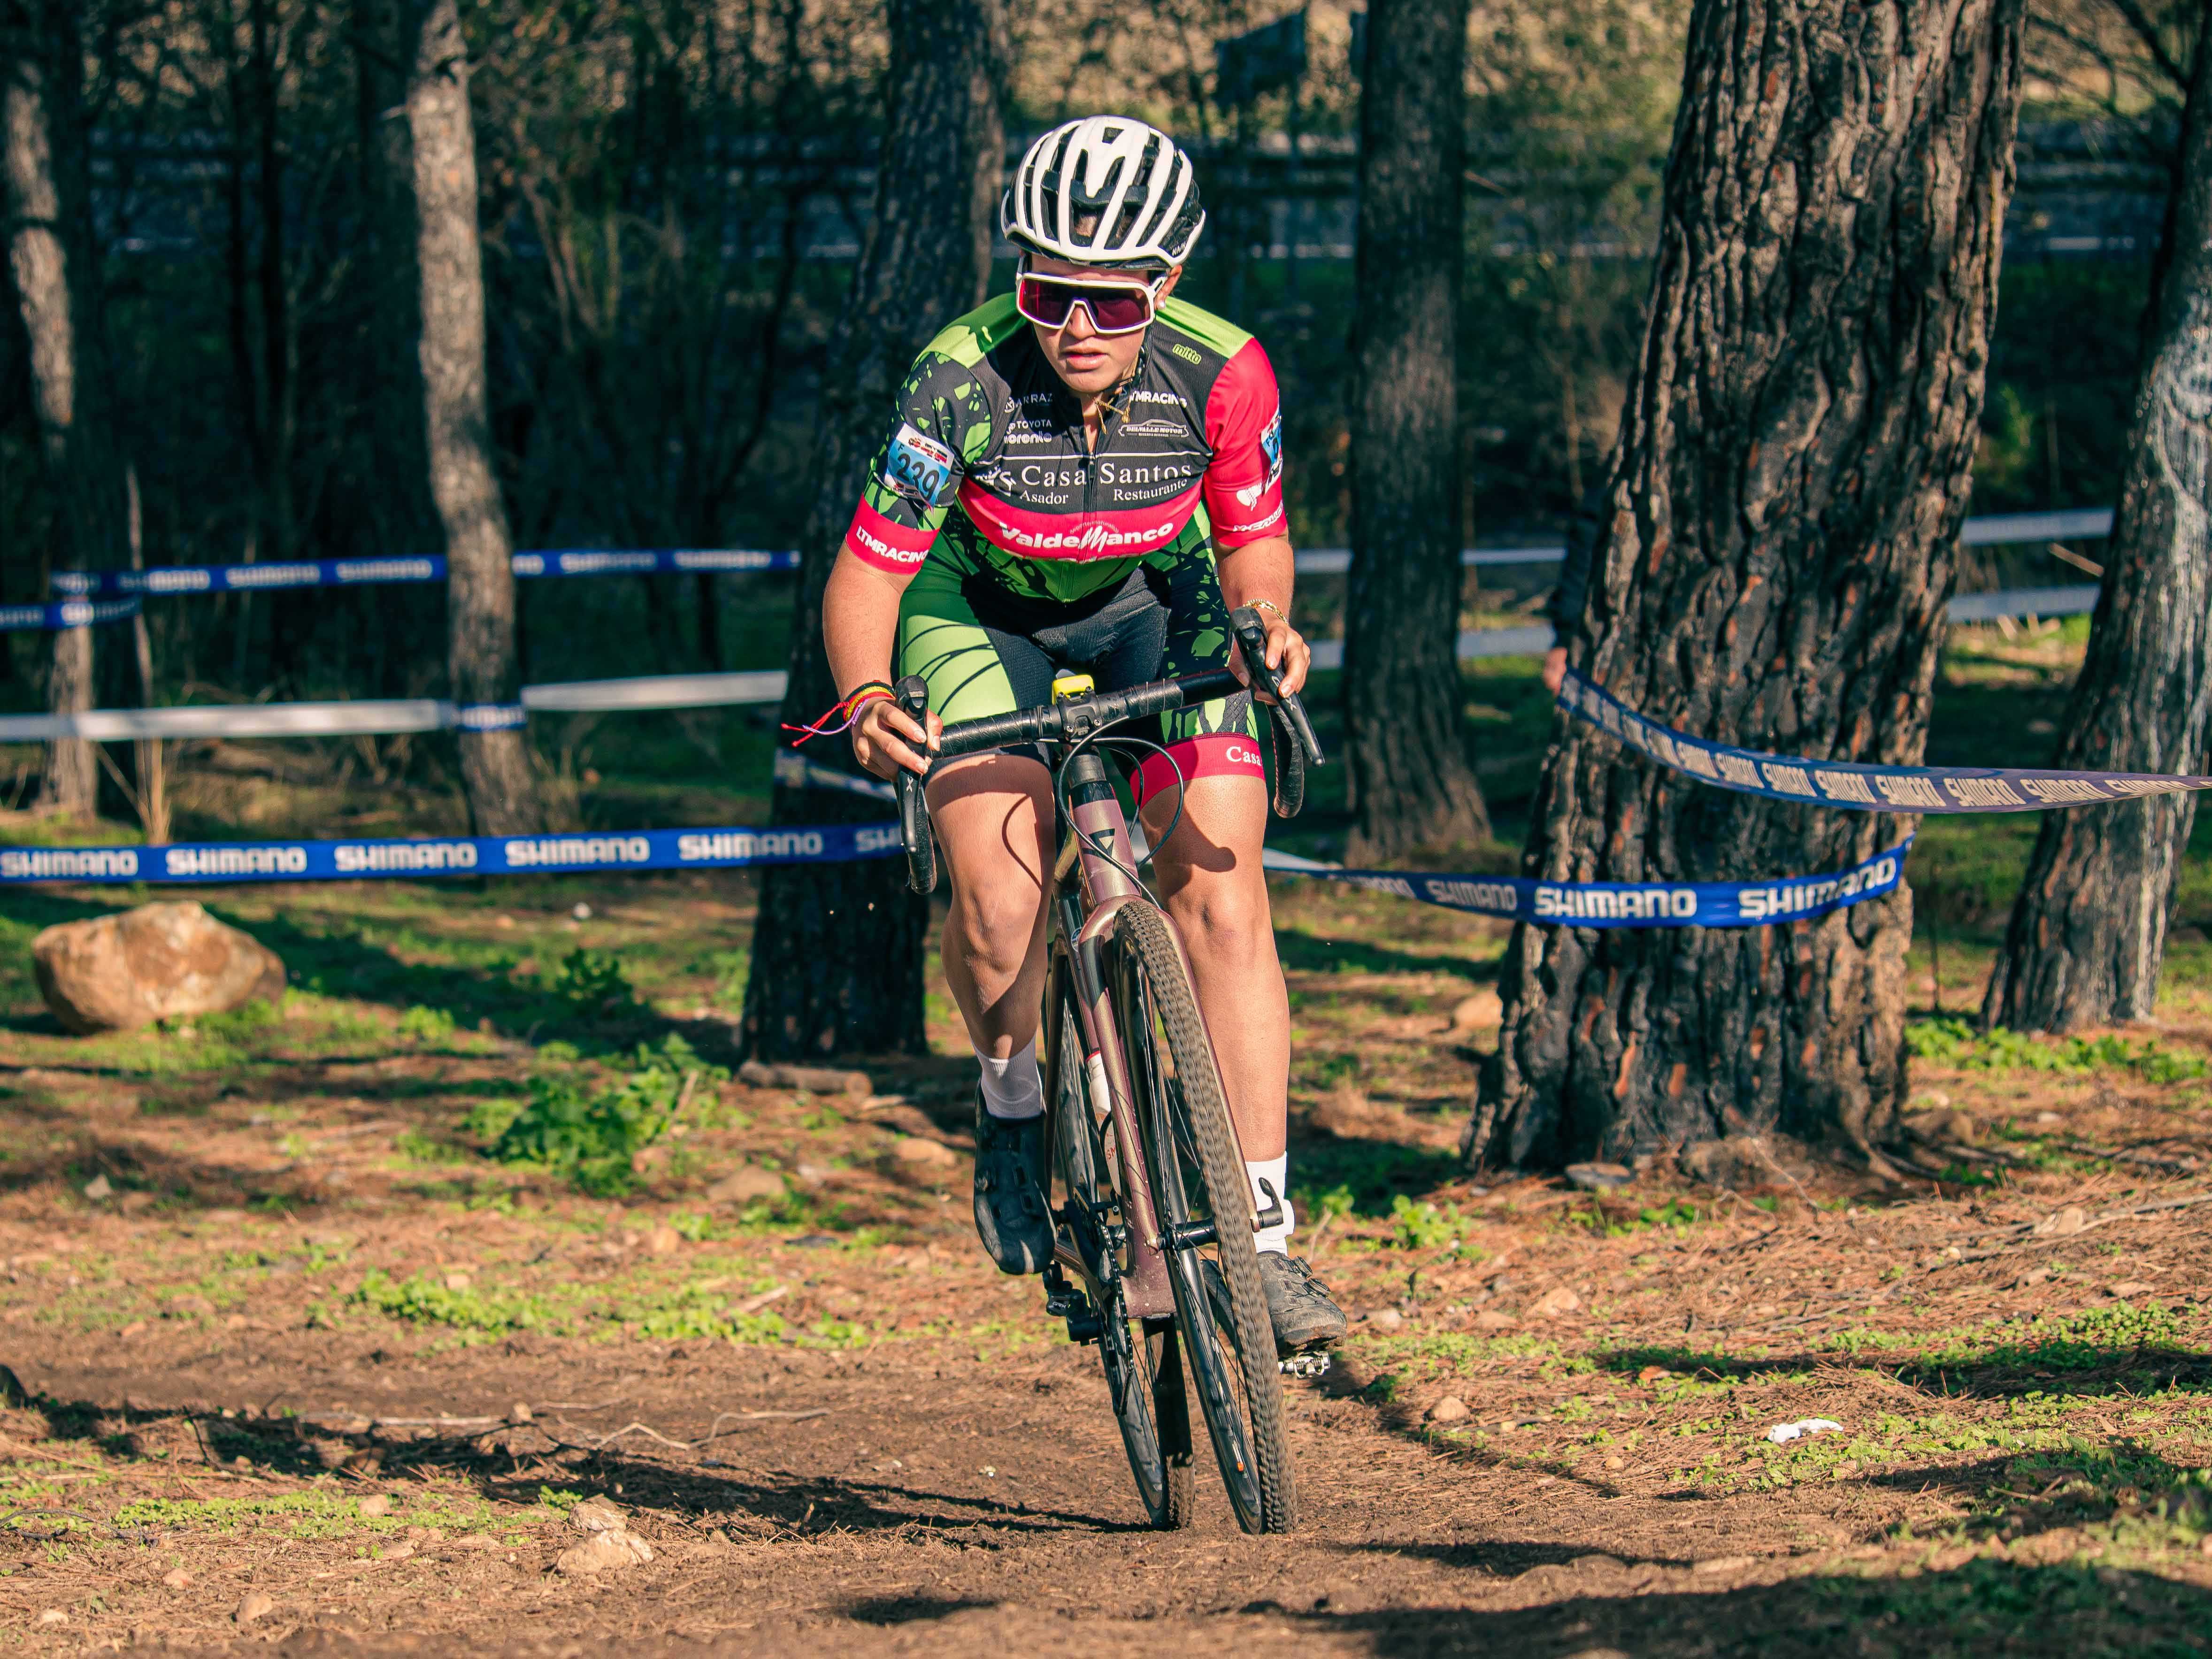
8,1200,2212,1659
0,1327,2045,1656
3,875,2211,1651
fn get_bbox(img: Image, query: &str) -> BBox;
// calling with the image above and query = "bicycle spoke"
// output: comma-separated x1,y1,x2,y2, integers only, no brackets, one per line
1114,907,1296,1534
1051,988,1189,1529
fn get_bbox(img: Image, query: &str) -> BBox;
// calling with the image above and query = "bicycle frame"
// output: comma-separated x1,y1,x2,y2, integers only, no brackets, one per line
1037,743,1225,1322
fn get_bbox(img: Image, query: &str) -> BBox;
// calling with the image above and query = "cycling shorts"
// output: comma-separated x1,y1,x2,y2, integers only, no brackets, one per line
896,532,1263,801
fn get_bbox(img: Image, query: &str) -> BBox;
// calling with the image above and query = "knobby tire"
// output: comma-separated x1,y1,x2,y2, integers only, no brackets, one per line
1115,902,1297,1534
1052,1005,1193,1530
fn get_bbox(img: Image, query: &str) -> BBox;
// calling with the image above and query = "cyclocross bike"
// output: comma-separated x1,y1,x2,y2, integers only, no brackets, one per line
893,607,1326,1536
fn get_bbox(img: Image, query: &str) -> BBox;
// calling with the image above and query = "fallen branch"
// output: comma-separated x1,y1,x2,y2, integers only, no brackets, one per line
0,1505,156,1545
573,1421,695,1453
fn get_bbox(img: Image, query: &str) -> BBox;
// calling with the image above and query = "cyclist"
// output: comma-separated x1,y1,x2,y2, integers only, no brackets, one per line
817,116,1344,1357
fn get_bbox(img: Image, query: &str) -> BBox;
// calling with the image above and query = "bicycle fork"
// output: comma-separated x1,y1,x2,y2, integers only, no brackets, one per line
1043,752,1181,1324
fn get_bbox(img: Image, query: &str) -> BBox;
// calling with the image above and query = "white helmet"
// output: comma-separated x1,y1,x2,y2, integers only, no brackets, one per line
1001,116,1206,269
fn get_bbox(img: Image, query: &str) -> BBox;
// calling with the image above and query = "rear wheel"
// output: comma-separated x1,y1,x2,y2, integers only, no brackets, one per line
1052,1000,1192,1530
1114,903,1297,1534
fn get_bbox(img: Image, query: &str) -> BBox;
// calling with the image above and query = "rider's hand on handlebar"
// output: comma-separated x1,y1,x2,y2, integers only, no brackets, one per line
851,695,940,781
1229,612,1310,704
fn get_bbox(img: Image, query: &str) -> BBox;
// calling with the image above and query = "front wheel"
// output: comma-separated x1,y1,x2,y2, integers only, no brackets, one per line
1113,903,1297,1534
1052,1003,1192,1530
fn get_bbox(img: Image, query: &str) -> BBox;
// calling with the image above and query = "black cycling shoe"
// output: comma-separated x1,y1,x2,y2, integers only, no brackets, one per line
971,1093,1052,1275
1257,1253,1348,1356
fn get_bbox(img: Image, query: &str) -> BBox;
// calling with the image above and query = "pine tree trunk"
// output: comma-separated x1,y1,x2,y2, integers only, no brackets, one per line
3,5,105,817
407,0,540,834
741,0,1006,1061
354,0,433,699
1470,0,2027,1172
1982,34,2212,1034
1341,0,1488,861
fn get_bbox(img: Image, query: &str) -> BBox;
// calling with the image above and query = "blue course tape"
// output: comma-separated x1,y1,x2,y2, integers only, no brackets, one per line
0,596,143,632
51,549,799,598
510,549,799,578
50,559,441,598
1269,837,1912,929
0,822,904,886
1560,669,2212,813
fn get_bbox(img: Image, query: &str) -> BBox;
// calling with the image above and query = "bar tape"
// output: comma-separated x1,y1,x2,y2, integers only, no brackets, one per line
0,597,143,633
0,822,905,886
1559,669,2212,813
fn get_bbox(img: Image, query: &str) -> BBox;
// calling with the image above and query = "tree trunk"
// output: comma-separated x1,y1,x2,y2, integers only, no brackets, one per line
1341,0,1488,862
354,0,432,699
1470,0,2027,1172
2,2,106,817
741,0,1006,1061
1982,32,2212,1034
407,0,540,833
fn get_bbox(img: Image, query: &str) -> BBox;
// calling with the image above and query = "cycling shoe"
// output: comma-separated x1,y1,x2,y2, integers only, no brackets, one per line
971,1092,1052,1275
1257,1253,1348,1356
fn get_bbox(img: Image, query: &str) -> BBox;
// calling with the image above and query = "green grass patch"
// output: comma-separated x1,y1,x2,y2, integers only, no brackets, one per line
479,1034,725,1196
1906,1017,2211,1083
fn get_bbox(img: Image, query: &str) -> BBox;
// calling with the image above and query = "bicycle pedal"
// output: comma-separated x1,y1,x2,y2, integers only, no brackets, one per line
1279,1350,1333,1380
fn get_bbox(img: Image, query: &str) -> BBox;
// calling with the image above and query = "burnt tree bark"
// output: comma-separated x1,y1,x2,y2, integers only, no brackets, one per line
1470,0,2027,1171
3,0,110,817
1341,0,1488,861
407,0,541,833
741,0,1006,1061
1982,29,2212,1033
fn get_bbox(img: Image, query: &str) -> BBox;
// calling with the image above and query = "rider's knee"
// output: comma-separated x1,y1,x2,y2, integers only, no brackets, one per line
1172,880,1269,963
953,880,1044,970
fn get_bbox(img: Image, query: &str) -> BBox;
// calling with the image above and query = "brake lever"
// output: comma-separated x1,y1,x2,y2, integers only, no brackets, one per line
1229,606,1325,768
892,675,937,894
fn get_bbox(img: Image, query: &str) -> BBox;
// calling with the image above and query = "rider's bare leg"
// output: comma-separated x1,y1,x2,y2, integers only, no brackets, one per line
1143,771,1344,1345
1140,772,1287,1161
928,752,1056,1063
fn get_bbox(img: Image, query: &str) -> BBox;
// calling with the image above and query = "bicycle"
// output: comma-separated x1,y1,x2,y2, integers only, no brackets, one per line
892,607,1326,1535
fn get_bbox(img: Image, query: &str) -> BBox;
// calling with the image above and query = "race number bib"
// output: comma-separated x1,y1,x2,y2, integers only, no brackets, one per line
883,422,958,507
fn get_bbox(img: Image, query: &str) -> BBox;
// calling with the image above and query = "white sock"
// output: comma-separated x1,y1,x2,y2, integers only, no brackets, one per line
1246,1153,1294,1255
976,1037,1044,1121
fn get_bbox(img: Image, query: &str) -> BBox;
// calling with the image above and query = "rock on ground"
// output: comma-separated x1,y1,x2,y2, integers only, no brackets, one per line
555,1531,654,1574
32,902,284,1035
707,1166,786,1204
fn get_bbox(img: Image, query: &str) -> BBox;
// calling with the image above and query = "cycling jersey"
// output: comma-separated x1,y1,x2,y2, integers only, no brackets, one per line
844,293,1286,603
843,293,1287,795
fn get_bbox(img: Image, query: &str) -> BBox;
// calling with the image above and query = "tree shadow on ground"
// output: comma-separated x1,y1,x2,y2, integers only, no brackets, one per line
19,1388,1149,1540
1285,1136,1467,1216
1595,1336,2212,1401
812,1554,2212,1654
1254,1557,2212,1657
1274,927,1502,981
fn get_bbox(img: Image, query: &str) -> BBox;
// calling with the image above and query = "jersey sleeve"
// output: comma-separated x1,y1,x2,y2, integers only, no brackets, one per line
1199,337,1287,547
843,353,994,575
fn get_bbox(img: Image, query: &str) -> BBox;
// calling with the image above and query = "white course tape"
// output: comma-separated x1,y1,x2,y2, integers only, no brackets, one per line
522,671,789,713
0,676,795,743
